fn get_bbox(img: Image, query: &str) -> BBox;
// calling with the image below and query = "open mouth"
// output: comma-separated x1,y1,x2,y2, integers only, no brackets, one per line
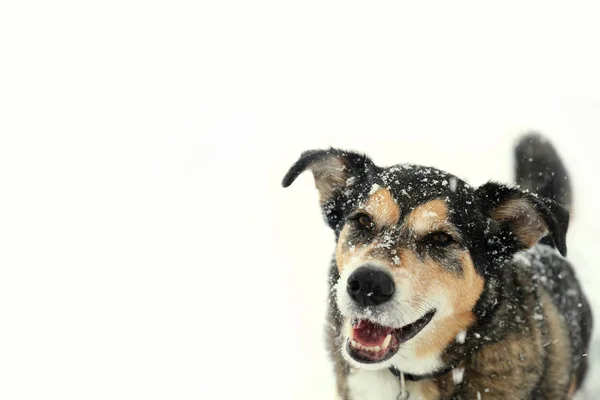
346,310,436,364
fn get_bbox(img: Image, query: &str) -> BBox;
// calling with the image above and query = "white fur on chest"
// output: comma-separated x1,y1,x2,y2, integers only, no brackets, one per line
347,369,430,400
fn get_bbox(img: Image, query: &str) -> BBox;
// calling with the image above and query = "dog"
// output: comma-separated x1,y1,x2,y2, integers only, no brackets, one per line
282,133,592,399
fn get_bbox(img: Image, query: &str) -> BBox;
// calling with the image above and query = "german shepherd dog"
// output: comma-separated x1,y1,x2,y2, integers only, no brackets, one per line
282,134,592,399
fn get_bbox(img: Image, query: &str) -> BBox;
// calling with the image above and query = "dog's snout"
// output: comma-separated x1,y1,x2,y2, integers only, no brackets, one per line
347,266,395,307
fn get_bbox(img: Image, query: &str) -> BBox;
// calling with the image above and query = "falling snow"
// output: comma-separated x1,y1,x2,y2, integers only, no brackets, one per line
455,330,467,344
369,183,381,195
452,367,465,384
449,176,458,192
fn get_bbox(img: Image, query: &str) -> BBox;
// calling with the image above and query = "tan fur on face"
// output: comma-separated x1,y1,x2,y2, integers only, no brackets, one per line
337,197,483,359
363,188,400,227
491,197,548,247
335,225,355,273
406,199,458,239
335,224,382,274
335,188,400,273
400,249,484,358
401,200,483,356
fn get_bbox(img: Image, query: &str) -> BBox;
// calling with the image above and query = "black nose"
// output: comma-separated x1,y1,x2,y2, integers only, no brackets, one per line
347,266,395,307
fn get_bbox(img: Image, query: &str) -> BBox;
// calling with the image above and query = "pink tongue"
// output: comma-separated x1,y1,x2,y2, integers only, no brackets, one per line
353,320,393,346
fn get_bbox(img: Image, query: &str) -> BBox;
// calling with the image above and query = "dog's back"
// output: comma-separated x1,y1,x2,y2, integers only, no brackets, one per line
514,133,593,393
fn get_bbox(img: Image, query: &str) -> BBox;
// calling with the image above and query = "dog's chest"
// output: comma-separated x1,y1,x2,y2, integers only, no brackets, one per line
346,369,438,400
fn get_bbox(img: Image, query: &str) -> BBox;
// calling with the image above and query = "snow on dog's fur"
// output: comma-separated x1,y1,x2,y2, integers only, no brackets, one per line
283,133,592,399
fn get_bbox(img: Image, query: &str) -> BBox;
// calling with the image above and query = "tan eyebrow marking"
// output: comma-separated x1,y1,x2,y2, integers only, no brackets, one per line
362,187,400,227
405,199,455,237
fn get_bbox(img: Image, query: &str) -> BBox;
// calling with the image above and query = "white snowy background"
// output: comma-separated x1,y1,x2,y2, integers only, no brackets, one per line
2,2,600,399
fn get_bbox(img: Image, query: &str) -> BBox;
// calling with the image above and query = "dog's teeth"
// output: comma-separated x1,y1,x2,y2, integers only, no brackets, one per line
382,334,392,349
347,323,354,339
350,340,359,349
374,346,381,352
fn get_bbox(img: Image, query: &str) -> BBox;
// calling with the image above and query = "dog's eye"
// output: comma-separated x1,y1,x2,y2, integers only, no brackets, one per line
428,232,454,246
355,213,374,229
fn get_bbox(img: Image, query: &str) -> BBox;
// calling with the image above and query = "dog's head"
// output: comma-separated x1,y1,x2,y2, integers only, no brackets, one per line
283,148,568,373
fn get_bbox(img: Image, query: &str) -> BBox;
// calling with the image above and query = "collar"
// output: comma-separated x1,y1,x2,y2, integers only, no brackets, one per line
388,364,454,382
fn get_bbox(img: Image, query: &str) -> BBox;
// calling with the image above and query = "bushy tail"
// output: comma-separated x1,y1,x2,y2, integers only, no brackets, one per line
514,133,572,210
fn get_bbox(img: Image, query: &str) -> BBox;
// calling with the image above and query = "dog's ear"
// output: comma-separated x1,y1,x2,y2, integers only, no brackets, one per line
282,148,375,230
476,182,569,256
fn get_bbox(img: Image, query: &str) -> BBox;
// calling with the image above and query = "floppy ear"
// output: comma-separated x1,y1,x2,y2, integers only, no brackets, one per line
282,148,375,230
476,182,569,256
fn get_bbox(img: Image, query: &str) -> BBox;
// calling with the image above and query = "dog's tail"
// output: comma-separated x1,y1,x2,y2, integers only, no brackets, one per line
514,132,572,210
